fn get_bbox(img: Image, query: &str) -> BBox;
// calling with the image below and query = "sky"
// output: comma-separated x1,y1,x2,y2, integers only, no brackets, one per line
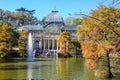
0,0,115,20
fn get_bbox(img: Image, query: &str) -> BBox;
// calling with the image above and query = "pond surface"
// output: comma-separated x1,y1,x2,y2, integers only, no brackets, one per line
0,58,119,80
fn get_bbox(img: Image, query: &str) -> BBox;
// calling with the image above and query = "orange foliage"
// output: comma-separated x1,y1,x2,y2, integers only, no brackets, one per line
94,69,106,77
85,59,97,70
59,31,70,55
81,40,115,61
77,6,120,77
81,40,106,61
81,40,116,72
93,27,99,31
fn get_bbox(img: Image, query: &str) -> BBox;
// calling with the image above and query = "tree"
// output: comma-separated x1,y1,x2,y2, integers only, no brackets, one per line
0,8,39,28
16,7,35,15
64,17,75,25
73,18,82,25
15,7,39,26
0,9,4,21
18,30,28,57
77,6,120,78
15,12,38,26
69,40,81,55
41,16,46,25
59,31,71,57
0,22,14,57
98,0,120,7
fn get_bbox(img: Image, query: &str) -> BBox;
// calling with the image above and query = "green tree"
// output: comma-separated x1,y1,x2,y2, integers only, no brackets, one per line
41,16,46,25
16,7,39,26
15,12,37,26
69,40,81,55
0,22,14,57
0,8,39,28
77,6,120,78
18,30,28,57
64,17,75,25
16,7,35,15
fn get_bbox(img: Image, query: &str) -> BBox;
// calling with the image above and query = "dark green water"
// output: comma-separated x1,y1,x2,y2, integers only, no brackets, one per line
0,58,119,80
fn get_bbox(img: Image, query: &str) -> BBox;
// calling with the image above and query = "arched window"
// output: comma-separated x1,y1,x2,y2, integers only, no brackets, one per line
34,40,39,50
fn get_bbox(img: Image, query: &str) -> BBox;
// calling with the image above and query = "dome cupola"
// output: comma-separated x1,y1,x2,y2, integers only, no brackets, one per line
45,10,64,23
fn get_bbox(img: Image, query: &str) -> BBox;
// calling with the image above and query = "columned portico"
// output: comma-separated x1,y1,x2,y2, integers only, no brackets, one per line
34,37,60,53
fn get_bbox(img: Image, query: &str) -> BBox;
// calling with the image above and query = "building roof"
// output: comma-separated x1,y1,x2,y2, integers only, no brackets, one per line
18,10,81,32
19,24,81,31
19,25,44,31
45,10,63,23
61,25,78,30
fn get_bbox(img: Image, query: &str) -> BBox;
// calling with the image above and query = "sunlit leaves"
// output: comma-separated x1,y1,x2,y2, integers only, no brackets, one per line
0,22,14,57
18,30,28,57
85,59,97,70
81,7,120,40
59,31,70,55
94,69,106,77
77,6,120,76
73,18,82,25
81,41,105,61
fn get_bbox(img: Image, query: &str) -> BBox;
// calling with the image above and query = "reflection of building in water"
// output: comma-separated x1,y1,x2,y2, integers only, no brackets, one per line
19,10,79,55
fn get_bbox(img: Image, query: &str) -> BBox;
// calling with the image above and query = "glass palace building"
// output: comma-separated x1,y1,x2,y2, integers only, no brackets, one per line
20,10,79,55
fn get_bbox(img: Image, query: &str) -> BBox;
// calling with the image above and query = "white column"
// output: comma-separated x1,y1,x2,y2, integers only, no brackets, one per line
45,40,46,49
57,39,58,50
39,39,41,49
40,39,42,49
52,39,54,50
44,40,46,50
48,39,49,50
50,40,52,49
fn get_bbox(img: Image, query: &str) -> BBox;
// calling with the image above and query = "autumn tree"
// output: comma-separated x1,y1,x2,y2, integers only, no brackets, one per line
18,30,28,57
0,22,14,57
73,18,82,25
77,6,120,78
59,31,71,57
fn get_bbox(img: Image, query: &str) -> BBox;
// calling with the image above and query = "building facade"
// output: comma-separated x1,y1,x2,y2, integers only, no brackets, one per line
20,10,79,55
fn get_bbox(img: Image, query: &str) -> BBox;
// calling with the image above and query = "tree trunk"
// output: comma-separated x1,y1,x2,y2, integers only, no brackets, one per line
106,50,113,78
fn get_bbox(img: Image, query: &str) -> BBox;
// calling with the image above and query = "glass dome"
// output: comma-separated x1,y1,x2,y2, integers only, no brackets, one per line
45,24,61,34
45,10,63,23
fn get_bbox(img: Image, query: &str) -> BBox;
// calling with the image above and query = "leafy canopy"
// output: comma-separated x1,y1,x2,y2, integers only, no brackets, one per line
77,6,120,73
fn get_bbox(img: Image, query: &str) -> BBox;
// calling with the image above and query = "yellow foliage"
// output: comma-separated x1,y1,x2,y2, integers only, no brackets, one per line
77,6,120,77
59,31,70,55
85,59,97,71
94,69,106,77
0,22,14,57
18,30,28,56
81,40,105,61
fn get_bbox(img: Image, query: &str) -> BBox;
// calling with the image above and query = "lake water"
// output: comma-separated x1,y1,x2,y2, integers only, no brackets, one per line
0,58,119,80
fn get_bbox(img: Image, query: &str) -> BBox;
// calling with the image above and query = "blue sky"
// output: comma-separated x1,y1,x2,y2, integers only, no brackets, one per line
0,0,113,20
